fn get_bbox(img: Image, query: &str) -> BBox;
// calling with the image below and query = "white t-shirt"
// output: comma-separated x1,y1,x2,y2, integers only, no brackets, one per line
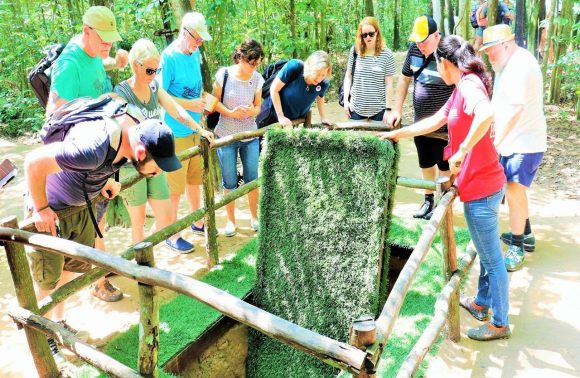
492,47,547,156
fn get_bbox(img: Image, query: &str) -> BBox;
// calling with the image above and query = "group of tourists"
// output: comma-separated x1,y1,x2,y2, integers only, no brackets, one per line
12,2,547,363
381,16,546,341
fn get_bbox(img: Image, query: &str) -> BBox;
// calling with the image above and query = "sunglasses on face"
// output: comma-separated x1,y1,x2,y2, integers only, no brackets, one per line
137,61,162,76
361,31,376,39
184,28,204,44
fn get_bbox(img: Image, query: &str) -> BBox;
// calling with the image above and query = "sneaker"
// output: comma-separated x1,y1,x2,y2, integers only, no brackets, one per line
165,237,194,254
91,279,123,302
413,200,433,219
191,223,205,235
47,337,66,365
504,244,525,272
467,322,511,341
500,231,536,252
250,219,259,232
224,221,237,237
459,295,490,321
423,210,433,220
58,320,89,343
237,171,244,188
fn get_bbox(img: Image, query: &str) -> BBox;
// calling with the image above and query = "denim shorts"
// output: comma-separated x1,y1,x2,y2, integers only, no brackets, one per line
217,139,259,190
476,26,486,37
500,152,544,187
349,109,386,122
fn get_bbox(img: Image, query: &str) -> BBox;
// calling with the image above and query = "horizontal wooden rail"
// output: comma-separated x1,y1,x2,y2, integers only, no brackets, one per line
0,229,367,374
396,245,477,378
365,188,458,366
8,307,142,378
396,176,437,191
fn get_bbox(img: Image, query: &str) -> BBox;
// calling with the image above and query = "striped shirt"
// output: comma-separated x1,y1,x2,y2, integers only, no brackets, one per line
347,46,396,117
402,43,454,126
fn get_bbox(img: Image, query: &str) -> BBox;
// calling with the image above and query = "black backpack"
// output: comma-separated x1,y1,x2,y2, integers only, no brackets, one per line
41,96,129,238
470,6,480,28
338,47,358,107
28,44,65,109
261,59,288,99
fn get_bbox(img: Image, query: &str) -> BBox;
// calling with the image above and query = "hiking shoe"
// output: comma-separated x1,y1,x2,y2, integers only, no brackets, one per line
500,231,536,252
58,320,89,342
423,210,433,220
504,244,525,272
47,338,66,365
250,219,259,232
467,323,511,341
165,237,194,254
459,295,490,321
191,223,205,235
224,221,237,237
91,279,123,302
413,200,433,219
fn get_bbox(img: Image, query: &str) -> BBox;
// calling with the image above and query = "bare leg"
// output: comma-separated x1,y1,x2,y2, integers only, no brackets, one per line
126,204,147,244
185,184,203,228
94,217,108,290
248,188,259,221
421,166,437,195
506,181,528,235
149,198,172,232
168,193,182,242
223,189,236,224
38,270,76,322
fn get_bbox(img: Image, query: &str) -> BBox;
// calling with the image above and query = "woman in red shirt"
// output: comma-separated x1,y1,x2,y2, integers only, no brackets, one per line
381,35,509,341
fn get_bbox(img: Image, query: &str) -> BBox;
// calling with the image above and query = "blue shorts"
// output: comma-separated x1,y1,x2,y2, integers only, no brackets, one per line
217,139,259,190
500,152,544,187
476,26,486,37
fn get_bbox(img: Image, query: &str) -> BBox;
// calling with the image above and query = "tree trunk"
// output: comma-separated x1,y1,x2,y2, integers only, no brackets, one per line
393,0,400,50
432,0,442,31
549,0,574,104
541,0,557,77
456,0,471,38
447,0,455,35
159,0,175,46
289,0,297,58
515,0,526,47
487,0,498,27
364,0,374,16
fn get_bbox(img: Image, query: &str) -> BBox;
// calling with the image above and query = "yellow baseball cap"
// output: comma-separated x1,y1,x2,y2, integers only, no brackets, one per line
82,6,122,43
409,15,438,43
479,24,515,52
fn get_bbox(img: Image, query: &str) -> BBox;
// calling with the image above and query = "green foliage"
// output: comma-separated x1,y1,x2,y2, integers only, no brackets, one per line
247,129,399,377
103,238,258,376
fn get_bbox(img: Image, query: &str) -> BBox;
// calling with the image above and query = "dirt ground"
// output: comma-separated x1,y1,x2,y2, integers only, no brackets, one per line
1,75,579,376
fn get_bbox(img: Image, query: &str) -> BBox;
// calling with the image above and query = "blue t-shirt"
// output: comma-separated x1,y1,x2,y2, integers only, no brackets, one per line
277,59,329,120
159,41,202,137
45,120,125,210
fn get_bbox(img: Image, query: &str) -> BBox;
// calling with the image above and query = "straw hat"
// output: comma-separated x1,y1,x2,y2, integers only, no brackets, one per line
479,24,514,52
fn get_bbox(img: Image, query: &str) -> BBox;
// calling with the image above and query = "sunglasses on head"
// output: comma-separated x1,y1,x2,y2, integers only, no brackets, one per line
361,31,376,39
137,61,162,76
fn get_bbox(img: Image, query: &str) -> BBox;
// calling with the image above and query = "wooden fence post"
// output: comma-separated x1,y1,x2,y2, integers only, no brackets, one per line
134,241,159,378
304,110,312,127
435,176,460,342
349,316,376,378
0,217,59,377
201,137,218,267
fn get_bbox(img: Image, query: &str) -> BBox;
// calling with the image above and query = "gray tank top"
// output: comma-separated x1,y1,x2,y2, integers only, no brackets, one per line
114,79,162,120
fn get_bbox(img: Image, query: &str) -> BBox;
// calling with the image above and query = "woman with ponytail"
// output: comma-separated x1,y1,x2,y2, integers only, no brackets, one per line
381,35,510,341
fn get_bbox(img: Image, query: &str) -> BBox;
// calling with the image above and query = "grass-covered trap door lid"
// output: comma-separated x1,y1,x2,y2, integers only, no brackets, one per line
248,128,399,377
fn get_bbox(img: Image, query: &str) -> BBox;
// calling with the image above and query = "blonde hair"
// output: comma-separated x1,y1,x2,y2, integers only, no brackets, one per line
303,50,332,80
128,39,160,73
356,17,384,56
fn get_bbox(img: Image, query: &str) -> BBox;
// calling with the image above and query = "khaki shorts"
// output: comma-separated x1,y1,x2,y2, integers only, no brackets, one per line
28,207,95,290
166,134,203,195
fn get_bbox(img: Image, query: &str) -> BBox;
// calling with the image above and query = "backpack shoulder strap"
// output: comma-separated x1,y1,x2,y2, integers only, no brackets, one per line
221,68,229,102
351,46,358,75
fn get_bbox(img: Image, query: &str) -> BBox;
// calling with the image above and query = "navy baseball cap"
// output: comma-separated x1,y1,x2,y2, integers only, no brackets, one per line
137,119,182,172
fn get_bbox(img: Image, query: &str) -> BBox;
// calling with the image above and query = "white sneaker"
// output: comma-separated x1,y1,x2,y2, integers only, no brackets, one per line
224,221,237,237
250,219,259,232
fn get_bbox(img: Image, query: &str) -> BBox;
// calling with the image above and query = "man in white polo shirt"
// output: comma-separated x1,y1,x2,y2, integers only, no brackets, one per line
480,24,547,272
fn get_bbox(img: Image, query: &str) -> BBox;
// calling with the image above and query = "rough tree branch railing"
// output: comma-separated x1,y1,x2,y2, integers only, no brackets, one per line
360,184,459,371
396,245,477,378
0,227,368,375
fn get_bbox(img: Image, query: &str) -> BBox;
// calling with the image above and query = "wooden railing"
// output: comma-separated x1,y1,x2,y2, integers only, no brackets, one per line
1,120,474,378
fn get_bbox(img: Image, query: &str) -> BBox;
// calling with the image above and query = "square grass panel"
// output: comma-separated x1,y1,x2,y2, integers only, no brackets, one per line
248,128,399,378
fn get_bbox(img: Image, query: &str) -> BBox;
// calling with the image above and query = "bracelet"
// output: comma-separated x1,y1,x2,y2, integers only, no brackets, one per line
35,205,50,212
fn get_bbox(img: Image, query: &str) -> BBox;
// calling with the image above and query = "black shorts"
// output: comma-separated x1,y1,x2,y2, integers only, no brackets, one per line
413,135,450,171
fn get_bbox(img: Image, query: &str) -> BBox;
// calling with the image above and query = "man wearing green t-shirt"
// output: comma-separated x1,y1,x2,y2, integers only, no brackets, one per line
44,6,129,304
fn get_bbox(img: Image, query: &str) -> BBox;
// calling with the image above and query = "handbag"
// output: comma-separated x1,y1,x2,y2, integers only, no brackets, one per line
206,69,229,130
